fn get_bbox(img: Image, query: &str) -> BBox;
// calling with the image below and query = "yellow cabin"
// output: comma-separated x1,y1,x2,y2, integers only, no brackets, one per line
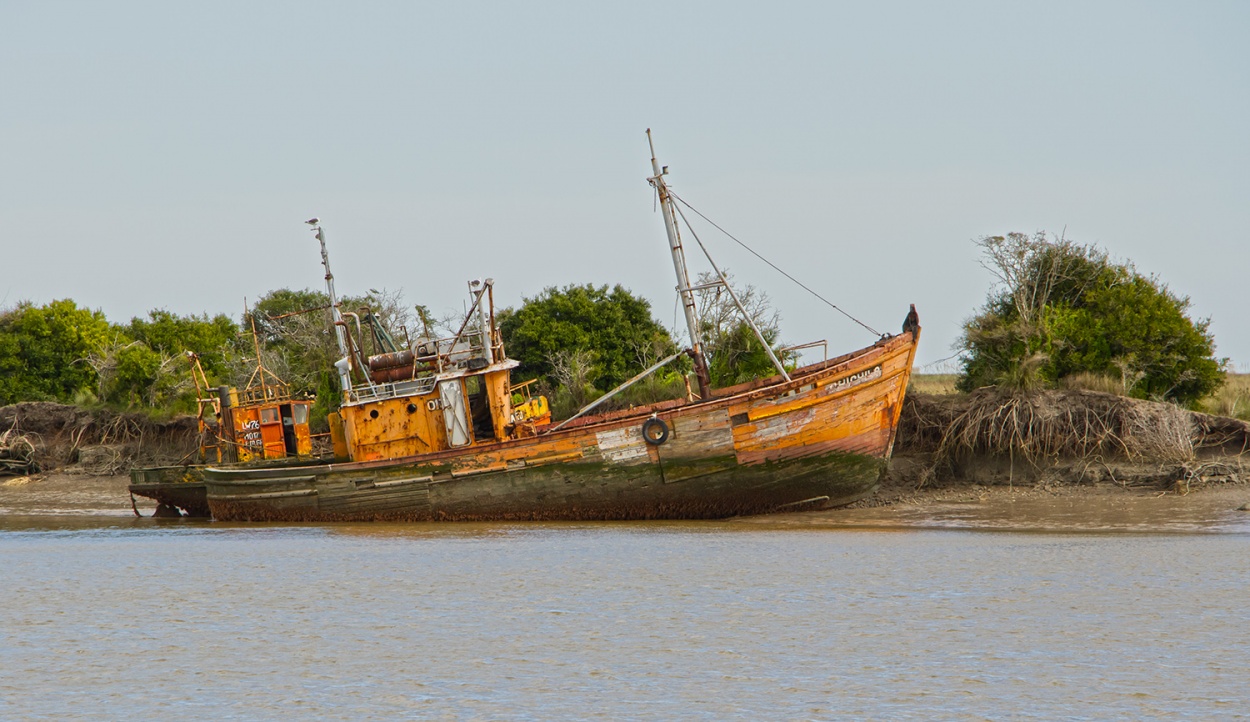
326,278,549,464
185,351,314,464
229,397,313,462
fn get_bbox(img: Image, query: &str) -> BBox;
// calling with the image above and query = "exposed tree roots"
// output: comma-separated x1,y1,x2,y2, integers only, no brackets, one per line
897,389,1250,488
0,402,197,476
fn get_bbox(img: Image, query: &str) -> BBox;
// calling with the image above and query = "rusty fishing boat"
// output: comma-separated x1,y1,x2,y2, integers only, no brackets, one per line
128,334,317,516
199,133,920,521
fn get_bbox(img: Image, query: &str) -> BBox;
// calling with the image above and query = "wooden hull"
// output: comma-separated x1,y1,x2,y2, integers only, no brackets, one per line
128,466,210,517
202,331,919,522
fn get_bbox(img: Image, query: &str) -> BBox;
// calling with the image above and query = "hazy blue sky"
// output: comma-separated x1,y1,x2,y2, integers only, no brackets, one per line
3,1,1247,369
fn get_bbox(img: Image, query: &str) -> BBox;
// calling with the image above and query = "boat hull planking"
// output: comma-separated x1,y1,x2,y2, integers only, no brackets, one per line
127,466,211,517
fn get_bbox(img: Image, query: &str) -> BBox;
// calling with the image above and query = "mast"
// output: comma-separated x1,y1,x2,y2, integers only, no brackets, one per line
647,129,712,399
474,278,494,364
308,219,348,359
248,307,268,399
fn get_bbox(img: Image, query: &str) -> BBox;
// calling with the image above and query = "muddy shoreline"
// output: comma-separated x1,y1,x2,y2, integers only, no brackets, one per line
870,452,1249,507
0,472,137,515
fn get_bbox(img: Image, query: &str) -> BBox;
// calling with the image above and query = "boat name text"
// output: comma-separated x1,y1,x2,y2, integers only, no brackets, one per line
830,365,882,392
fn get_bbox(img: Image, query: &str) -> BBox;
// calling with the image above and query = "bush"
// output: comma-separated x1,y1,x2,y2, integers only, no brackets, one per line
499,284,678,394
0,300,111,405
126,309,239,378
958,232,1225,407
694,270,795,387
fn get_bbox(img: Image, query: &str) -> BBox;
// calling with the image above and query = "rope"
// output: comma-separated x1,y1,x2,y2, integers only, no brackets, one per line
671,203,792,380
667,190,882,337
918,351,966,370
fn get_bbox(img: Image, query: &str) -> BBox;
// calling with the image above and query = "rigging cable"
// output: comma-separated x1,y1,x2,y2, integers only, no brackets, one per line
667,190,882,338
671,202,793,380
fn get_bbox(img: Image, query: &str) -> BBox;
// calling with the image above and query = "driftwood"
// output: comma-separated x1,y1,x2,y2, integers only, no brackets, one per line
0,428,39,476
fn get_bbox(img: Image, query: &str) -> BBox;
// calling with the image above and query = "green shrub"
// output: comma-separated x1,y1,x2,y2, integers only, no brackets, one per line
958,232,1224,407
0,299,111,405
499,284,677,394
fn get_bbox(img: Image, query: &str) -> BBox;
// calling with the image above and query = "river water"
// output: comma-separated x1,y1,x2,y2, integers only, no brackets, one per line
2,484,1249,720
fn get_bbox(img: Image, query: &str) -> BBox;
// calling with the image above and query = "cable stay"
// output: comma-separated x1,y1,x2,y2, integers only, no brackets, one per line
666,189,883,338
670,201,791,381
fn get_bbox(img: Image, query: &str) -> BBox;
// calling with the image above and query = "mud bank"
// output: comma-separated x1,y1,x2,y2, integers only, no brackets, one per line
0,402,197,477
0,473,135,515
862,388,1250,508
5,469,1247,523
861,453,1250,509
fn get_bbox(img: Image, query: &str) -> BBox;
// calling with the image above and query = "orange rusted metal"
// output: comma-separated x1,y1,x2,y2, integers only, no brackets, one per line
340,392,444,461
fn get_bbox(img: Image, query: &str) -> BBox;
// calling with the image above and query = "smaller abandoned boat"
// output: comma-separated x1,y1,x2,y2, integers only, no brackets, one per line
196,133,920,521
128,332,316,517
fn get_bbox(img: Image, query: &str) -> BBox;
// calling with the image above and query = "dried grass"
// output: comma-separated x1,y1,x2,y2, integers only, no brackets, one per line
908,373,959,396
1059,372,1126,396
898,388,1209,472
1200,373,1250,421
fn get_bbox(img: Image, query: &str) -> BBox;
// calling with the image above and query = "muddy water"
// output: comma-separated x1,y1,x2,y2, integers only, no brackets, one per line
1,482,1249,719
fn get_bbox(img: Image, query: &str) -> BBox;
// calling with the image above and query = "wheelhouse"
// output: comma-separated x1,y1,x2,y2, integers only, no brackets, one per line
328,278,550,463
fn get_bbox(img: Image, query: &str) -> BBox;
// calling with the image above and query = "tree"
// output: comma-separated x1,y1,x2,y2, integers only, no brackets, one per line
246,287,419,431
249,286,419,389
957,232,1225,406
126,309,240,378
250,289,332,346
66,310,241,411
244,288,343,432
88,339,191,409
0,299,112,405
547,348,599,415
694,271,794,387
499,284,677,394
248,288,337,391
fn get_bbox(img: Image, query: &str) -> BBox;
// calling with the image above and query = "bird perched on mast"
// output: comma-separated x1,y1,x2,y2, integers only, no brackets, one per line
902,304,920,336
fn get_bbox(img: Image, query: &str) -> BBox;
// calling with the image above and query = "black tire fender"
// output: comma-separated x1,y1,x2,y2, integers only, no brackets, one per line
641,417,669,446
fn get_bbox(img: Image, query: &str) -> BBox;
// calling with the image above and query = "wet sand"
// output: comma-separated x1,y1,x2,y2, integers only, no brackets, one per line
0,473,136,516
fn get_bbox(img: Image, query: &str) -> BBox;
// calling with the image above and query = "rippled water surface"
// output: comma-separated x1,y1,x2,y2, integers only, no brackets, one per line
3,496,1250,720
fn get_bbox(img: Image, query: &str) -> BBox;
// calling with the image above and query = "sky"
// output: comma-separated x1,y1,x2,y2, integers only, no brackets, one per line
2,1,1247,370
